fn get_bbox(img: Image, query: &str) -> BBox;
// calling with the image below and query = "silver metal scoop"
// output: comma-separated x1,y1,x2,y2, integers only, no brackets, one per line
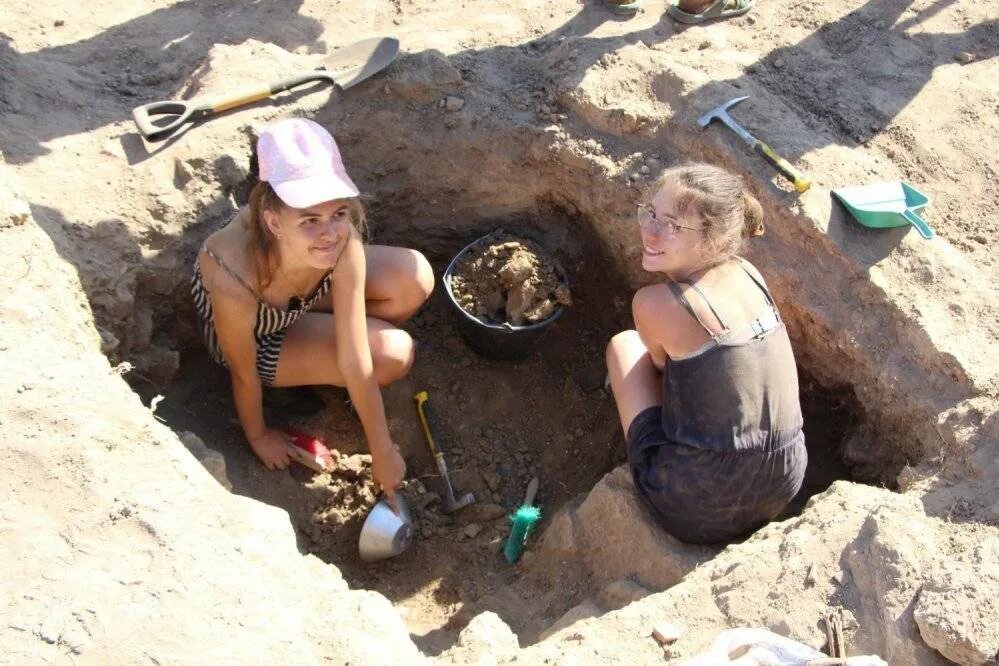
358,495,414,563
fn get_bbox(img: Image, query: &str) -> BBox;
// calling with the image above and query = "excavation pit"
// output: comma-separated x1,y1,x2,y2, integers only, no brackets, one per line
149,199,874,651
5,3,997,661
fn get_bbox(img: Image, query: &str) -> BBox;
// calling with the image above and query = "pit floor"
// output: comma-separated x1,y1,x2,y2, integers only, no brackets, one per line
154,227,858,652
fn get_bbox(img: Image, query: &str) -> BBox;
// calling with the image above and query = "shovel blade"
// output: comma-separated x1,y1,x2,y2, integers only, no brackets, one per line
324,37,400,90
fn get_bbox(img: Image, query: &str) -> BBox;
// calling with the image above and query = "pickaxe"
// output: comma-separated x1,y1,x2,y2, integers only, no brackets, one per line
698,96,811,193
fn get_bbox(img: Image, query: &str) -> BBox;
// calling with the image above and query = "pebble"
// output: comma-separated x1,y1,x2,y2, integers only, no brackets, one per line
483,471,501,492
955,52,975,64
54,19,65,27
698,39,712,50
629,173,641,182
639,165,650,175
773,58,786,69
463,523,483,539
444,96,465,112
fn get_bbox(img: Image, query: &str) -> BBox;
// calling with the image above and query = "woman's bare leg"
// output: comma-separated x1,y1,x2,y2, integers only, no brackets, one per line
271,313,415,388
606,330,663,435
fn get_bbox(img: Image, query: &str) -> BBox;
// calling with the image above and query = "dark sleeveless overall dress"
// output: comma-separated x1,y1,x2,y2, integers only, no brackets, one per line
626,260,807,544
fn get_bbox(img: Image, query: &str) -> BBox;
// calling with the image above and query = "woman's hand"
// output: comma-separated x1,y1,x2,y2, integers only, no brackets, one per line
371,443,406,512
248,428,293,470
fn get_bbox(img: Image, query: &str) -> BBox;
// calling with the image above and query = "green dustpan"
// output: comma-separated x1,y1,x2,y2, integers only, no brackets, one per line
832,181,934,239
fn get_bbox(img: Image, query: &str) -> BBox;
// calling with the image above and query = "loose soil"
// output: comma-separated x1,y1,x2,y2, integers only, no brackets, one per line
449,234,572,326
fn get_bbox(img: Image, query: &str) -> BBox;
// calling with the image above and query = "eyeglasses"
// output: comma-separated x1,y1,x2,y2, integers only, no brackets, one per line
636,203,700,235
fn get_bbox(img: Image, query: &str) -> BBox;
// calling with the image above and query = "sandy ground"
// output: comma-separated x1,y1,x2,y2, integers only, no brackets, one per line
2,0,997,661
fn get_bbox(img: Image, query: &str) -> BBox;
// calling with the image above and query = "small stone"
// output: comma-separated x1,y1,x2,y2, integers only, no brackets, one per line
483,471,501,492
698,39,711,50
444,96,465,112
438,98,446,108
463,523,482,539
955,52,975,64
639,165,650,175
773,58,786,69
54,19,65,27
629,173,641,182
745,14,756,24
652,622,682,645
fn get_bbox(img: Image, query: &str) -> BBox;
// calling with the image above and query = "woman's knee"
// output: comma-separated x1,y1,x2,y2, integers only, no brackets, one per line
370,325,415,385
606,330,643,367
408,249,435,306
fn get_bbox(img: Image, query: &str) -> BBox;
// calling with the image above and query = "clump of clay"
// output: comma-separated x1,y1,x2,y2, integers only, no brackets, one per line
449,235,571,325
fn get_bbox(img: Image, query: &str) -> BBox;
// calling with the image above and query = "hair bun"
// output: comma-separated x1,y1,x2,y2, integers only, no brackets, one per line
741,191,765,238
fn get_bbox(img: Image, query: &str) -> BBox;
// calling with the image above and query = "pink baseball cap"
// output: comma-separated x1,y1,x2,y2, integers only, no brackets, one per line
257,118,359,209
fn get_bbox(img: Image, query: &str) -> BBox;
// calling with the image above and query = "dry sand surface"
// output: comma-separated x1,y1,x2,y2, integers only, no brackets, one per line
2,0,997,663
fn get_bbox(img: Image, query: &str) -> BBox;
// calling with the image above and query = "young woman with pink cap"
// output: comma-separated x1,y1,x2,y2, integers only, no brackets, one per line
192,118,433,508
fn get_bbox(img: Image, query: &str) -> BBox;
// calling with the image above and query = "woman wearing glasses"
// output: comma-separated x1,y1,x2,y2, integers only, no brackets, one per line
605,163,806,544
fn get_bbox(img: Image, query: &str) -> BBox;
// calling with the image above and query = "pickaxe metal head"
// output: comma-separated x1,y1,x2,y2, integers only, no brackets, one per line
441,471,475,513
697,95,756,146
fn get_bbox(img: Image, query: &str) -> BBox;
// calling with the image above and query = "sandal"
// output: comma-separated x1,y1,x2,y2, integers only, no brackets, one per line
668,0,755,24
605,0,642,16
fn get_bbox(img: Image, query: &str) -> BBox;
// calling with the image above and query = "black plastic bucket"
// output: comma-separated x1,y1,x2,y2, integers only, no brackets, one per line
443,233,567,361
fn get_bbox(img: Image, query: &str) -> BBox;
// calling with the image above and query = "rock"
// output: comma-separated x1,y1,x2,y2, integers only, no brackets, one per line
597,579,650,610
652,622,682,645
444,96,465,112
178,431,232,491
955,52,976,64
540,600,602,640
463,523,482,539
131,344,181,388
442,611,519,663
914,539,999,665
844,502,944,664
388,50,464,103
462,502,507,523
698,39,712,50
774,58,786,69
639,165,650,175
536,466,710,590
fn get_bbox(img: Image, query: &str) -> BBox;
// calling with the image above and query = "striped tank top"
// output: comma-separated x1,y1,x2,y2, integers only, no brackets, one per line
191,245,333,385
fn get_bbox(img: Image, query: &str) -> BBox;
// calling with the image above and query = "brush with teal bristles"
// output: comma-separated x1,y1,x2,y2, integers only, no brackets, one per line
504,477,541,564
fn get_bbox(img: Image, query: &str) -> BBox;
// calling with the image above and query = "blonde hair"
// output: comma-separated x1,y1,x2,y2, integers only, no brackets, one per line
245,181,368,289
655,163,764,266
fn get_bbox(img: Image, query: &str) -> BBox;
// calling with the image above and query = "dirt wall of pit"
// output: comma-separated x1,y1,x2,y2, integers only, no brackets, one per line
0,207,424,661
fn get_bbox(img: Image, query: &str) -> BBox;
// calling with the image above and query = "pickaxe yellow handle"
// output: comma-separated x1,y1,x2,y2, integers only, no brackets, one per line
414,390,444,461
755,141,811,193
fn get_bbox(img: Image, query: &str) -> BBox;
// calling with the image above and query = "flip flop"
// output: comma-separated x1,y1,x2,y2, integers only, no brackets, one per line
605,0,642,15
668,0,755,24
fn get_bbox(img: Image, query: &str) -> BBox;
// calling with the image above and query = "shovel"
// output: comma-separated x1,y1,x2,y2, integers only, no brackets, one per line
832,181,934,239
132,37,400,142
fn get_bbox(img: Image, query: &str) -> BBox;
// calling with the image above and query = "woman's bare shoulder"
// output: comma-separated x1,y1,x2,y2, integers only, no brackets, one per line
633,282,685,321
